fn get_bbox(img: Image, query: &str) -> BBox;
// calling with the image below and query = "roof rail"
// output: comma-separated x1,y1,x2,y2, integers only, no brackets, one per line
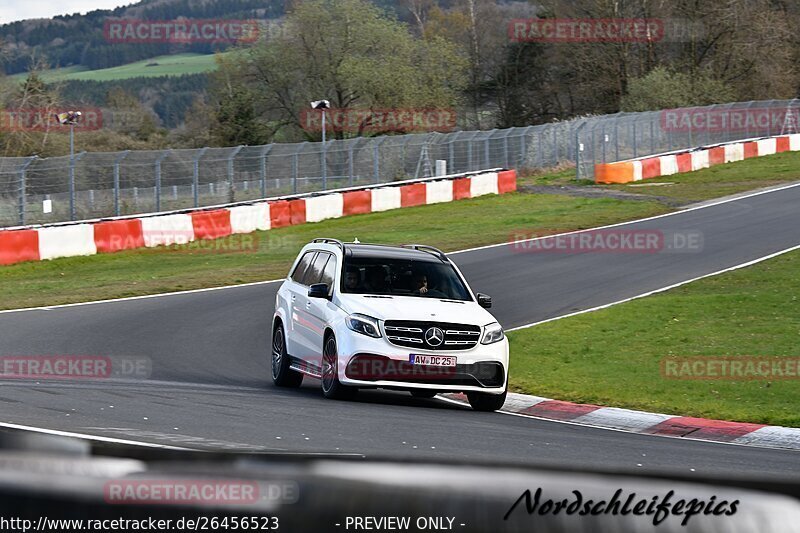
401,244,449,261
311,238,345,252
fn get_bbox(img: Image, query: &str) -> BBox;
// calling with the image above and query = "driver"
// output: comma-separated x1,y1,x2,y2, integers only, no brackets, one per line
412,272,428,295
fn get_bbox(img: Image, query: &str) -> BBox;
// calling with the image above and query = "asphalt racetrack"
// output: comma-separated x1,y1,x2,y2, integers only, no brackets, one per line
1,183,799,478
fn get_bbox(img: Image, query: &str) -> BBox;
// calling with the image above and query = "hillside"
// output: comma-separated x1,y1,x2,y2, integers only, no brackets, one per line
0,0,426,76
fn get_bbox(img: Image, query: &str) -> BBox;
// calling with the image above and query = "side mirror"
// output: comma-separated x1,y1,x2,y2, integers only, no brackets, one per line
476,293,492,309
308,283,330,299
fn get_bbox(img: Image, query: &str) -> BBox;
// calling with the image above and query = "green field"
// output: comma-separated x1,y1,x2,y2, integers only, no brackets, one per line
0,192,665,310
12,53,223,83
508,248,800,427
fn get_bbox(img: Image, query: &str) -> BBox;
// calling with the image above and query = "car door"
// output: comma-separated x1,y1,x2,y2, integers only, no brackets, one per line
293,251,331,365
305,253,339,368
286,251,317,359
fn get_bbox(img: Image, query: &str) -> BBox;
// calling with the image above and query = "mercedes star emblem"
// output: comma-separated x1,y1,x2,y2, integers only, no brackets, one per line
424,327,444,347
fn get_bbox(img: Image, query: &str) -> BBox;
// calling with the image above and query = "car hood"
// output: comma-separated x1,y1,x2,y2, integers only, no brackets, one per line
335,294,499,326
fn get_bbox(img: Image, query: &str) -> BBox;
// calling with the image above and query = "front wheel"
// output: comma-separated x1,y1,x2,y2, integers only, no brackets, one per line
321,335,356,400
271,324,303,388
466,389,507,412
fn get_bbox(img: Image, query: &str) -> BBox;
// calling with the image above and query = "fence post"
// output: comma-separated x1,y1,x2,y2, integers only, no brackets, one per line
502,131,509,169
260,145,273,198
650,118,655,153
484,130,495,168
448,134,456,172
17,156,37,226
228,145,244,203
293,143,307,194
113,150,130,216
154,150,171,212
553,126,559,162
347,141,355,186
192,147,209,208
574,122,587,180
68,154,77,221
373,137,386,183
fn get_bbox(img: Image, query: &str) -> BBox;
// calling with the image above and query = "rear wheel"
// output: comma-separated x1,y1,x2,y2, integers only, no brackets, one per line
410,390,438,399
271,324,303,388
466,389,507,412
321,335,356,400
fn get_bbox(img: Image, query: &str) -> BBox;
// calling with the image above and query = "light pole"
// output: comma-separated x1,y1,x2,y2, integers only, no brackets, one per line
311,100,330,189
56,111,83,220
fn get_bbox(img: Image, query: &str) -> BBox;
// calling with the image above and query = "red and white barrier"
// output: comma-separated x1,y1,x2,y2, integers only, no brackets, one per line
0,169,518,266
229,203,271,234
305,193,344,223
38,224,97,260
595,133,800,183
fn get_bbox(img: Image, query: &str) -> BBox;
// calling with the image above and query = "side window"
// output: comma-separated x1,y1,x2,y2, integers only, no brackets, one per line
302,252,330,286
320,254,337,291
291,252,316,283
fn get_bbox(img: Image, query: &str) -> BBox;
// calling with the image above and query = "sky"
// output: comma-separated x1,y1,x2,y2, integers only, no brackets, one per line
0,1,130,24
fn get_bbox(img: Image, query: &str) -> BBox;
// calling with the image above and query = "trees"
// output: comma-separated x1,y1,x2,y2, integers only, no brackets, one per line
621,67,736,112
208,0,467,143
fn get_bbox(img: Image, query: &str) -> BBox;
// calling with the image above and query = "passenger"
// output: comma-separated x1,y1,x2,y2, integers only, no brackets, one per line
344,269,360,291
364,267,387,293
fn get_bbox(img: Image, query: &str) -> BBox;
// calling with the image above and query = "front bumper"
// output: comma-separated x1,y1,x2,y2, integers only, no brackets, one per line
336,331,509,393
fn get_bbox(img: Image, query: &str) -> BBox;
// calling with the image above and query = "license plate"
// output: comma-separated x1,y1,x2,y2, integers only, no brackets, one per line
410,354,457,367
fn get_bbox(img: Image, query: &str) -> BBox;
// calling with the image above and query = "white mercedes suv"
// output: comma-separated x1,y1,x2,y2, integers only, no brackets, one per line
271,238,509,411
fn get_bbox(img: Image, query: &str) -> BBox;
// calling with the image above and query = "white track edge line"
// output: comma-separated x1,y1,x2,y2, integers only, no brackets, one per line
448,179,800,255
0,421,192,450
507,243,800,332
0,278,285,314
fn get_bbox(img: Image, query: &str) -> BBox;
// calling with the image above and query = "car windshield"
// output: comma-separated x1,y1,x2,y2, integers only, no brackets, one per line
341,256,472,301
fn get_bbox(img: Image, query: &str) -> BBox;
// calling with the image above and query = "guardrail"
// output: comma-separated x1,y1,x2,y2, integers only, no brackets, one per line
0,169,516,267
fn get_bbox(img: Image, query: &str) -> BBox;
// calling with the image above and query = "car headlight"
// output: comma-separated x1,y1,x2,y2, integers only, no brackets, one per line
481,322,505,344
346,314,382,338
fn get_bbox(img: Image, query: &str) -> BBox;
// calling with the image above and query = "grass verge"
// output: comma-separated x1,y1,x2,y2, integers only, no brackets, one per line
522,150,800,203
508,249,800,427
0,192,666,310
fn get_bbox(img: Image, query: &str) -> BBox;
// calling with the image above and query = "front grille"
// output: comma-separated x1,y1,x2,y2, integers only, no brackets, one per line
383,320,481,351
345,354,505,388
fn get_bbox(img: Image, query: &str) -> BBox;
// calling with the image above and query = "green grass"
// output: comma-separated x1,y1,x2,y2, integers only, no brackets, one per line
611,150,800,202
11,53,223,83
0,192,666,310
523,151,800,203
508,249,800,427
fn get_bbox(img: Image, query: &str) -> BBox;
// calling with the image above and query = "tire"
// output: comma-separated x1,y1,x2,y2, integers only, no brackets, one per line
271,324,303,388
410,390,438,399
321,334,356,400
466,389,507,412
